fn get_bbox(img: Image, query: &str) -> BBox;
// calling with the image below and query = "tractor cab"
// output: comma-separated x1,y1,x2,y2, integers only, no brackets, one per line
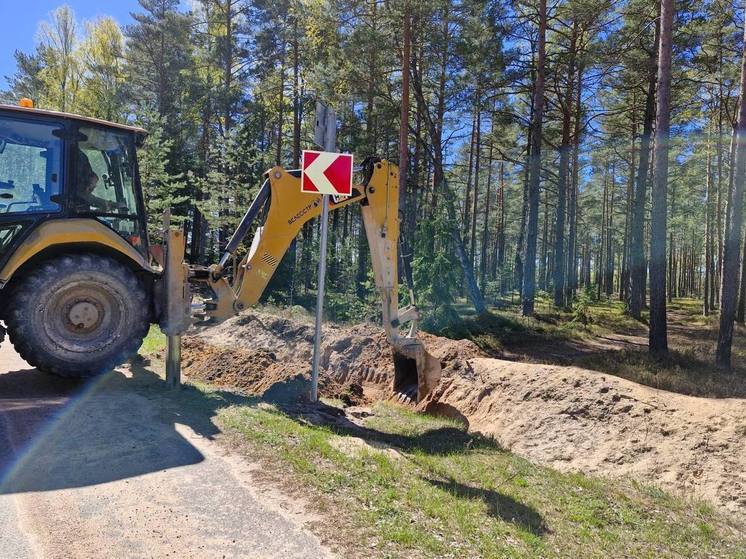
0,103,149,269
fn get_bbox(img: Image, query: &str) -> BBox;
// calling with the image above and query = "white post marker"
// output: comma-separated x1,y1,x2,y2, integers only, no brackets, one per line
305,104,353,402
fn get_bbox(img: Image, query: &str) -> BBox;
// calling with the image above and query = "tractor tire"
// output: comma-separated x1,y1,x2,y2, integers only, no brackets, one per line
6,253,150,378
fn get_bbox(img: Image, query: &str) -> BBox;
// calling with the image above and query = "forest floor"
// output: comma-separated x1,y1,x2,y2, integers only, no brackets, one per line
137,297,746,557
443,295,746,399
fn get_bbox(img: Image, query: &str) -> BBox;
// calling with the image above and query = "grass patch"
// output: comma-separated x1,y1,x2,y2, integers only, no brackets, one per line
435,296,642,356
140,325,167,355
574,298,746,397
214,398,746,559
575,348,746,398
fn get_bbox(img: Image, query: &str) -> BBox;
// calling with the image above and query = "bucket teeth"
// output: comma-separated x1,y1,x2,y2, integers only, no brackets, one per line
391,384,418,405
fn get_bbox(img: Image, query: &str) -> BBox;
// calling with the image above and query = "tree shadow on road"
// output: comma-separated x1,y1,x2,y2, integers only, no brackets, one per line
0,351,314,495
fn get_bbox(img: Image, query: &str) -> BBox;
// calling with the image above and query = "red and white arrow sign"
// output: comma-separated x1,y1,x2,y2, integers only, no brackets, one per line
301,150,353,197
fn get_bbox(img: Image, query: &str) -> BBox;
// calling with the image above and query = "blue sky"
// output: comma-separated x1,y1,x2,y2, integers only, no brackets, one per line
0,1,142,88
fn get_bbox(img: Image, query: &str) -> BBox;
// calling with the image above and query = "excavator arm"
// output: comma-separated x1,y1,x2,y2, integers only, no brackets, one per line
163,158,440,402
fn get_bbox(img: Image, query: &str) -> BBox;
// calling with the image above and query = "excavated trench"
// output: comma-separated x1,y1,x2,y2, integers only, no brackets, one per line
179,309,746,523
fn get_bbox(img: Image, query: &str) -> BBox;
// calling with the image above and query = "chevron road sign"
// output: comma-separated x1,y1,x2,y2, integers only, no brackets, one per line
301,150,353,197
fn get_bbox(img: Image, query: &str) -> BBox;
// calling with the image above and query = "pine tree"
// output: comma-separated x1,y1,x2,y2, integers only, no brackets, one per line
716,0,746,369
136,109,187,240
648,0,674,357
521,0,547,317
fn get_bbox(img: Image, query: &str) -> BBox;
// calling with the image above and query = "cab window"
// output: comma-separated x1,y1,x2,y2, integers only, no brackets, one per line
0,116,63,215
0,223,23,255
75,126,143,248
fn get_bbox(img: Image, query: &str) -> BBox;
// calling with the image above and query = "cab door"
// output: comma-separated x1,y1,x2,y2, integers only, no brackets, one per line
71,125,148,256
0,112,65,268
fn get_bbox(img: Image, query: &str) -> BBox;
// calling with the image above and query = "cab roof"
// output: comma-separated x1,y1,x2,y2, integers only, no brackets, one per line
0,104,148,136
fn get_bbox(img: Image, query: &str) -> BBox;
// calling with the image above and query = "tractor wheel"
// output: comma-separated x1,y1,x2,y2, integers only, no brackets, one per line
6,253,150,377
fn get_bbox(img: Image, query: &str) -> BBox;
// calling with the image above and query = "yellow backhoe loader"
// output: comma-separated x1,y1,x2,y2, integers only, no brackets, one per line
0,102,440,402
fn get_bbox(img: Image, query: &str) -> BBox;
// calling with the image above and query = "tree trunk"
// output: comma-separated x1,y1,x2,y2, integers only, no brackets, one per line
668,176,677,303
606,161,616,297
481,132,495,289
515,132,530,298
600,164,608,297
357,0,379,297
621,115,636,302
566,64,583,303
649,0,674,357
716,89,726,303
399,7,411,222
737,231,746,323
276,58,285,165
540,187,549,291
398,7,412,297
705,126,715,316
463,108,477,250
522,0,547,317
629,16,660,320
554,23,577,308
498,160,507,286
291,18,301,168
471,96,482,266
408,15,423,243
439,178,486,313
515,47,536,301
716,3,746,368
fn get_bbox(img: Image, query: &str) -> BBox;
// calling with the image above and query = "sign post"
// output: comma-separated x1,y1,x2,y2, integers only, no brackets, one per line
305,103,352,402
311,195,329,403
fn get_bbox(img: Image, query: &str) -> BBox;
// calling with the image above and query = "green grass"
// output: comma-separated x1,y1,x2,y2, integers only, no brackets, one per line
440,294,643,354
139,325,167,355
213,398,746,559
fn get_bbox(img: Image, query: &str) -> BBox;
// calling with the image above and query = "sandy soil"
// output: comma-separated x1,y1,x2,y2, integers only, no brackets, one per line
183,312,480,404
183,310,746,522
420,358,746,521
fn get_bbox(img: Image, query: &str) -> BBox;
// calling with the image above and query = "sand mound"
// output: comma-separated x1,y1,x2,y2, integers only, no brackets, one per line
182,310,479,404
420,358,746,522
182,310,746,522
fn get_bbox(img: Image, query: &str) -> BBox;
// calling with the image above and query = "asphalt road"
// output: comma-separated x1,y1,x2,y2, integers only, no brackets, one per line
0,339,333,559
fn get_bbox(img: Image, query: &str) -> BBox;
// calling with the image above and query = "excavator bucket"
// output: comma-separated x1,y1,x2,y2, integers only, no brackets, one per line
391,338,442,404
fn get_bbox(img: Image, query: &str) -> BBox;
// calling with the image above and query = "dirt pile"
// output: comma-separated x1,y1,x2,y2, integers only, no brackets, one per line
183,310,746,522
182,311,480,404
421,358,746,522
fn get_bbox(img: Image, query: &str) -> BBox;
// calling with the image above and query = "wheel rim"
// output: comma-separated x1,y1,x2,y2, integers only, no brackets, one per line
43,279,127,354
